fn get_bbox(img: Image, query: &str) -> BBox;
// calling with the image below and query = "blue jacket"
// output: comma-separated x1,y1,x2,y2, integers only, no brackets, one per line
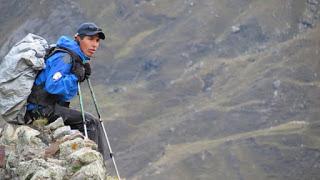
27,36,89,110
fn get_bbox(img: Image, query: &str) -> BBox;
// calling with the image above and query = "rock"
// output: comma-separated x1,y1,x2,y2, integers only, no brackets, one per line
70,160,107,180
53,126,71,139
273,80,281,89
17,145,45,161
16,158,66,180
6,150,19,168
45,141,61,158
308,0,319,5
0,168,9,179
46,158,66,166
0,124,16,145
61,130,84,142
0,120,111,179
59,138,87,158
67,147,103,165
0,145,5,168
16,126,43,147
232,25,241,33
45,117,65,131
31,168,65,180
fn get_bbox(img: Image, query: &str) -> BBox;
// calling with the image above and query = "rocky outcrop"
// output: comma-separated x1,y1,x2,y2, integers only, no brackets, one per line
300,0,320,30
0,118,114,180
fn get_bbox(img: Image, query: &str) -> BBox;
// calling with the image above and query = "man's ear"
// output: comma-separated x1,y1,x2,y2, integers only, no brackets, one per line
75,35,80,41
74,35,81,45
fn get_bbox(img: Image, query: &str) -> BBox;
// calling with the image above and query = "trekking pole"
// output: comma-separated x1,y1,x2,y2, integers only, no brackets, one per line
78,82,88,138
86,78,121,180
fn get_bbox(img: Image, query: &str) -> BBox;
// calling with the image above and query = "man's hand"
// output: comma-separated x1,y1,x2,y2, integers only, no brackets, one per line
71,62,86,82
84,63,91,79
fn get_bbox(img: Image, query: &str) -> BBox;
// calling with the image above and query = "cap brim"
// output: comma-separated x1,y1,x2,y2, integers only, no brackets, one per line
85,31,105,40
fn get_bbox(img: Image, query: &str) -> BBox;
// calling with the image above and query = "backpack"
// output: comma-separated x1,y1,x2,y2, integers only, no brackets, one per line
0,33,82,124
0,33,48,124
0,33,80,124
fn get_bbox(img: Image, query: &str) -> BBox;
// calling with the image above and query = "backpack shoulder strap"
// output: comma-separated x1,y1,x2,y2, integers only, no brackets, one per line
45,46,83,64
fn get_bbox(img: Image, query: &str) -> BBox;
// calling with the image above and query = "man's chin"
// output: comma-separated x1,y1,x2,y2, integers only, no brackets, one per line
85,53,94,58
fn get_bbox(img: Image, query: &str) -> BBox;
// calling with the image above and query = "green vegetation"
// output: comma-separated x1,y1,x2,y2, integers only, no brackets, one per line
32,118,49,128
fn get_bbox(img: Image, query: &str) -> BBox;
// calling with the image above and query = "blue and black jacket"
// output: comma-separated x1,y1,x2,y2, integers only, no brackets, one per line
27,36,89,110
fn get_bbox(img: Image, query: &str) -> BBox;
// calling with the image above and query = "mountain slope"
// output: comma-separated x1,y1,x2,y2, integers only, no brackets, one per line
1,0,320,179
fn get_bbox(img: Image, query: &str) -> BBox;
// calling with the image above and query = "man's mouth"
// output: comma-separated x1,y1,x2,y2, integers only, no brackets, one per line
88,49,96,54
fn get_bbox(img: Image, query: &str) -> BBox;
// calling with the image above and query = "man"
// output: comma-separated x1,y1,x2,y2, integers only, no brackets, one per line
24,22,108,159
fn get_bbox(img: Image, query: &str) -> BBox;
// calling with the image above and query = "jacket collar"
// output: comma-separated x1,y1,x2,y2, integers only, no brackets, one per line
56,36,90,63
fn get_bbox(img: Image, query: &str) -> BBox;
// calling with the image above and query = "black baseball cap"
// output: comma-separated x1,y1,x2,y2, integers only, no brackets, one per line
76,22,105,40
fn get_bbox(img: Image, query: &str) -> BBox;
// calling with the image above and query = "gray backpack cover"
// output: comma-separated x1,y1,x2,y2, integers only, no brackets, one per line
0,33,48,124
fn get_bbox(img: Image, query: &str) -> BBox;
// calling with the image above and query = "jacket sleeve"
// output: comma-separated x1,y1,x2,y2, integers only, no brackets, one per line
43,53,79,101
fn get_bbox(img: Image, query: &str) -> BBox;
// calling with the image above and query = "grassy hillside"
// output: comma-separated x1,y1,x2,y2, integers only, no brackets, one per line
81,1,320,179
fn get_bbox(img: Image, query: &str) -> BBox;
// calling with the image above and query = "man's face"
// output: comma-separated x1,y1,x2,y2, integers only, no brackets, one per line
77,35,100,58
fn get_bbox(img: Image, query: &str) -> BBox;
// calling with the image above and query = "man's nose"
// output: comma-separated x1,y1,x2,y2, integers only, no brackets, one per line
92,42,97,47
92,41,99,48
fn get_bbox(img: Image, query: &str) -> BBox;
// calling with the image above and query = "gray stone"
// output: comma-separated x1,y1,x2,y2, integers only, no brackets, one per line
16,158,66,180
0,168,13,179
61,130,84,142
16,126,41,144
18,146,45,161
6,150,19,168
16,159,47,179
70,160,106,180
59,137,86,158
232,25,241,33
15,126,46,157
46,158,66,166
68,147,103,165
273,80,281,89
53,126,71,140
30,165,67,180
45,117,65,131
0,123,16,145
